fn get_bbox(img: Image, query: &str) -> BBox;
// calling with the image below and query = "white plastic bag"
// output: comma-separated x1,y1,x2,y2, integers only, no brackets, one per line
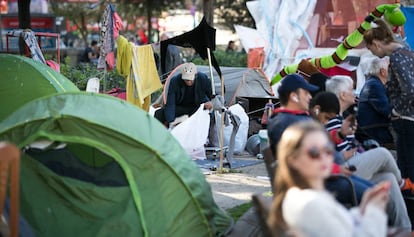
209,104,249,154
223,104,249,154
86,77,100,93
171,104,210,160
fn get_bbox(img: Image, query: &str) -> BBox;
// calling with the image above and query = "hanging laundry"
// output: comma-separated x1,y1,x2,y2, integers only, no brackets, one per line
98,4,123,70
8,29,46,64
116,36,161,111
116,35,132,77
116,35,137,106
130,44,162,111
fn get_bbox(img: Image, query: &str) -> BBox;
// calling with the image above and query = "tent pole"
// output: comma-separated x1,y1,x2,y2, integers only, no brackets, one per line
103,64,107,92
219,75,225,171
206,48,215,95
206,48,224,171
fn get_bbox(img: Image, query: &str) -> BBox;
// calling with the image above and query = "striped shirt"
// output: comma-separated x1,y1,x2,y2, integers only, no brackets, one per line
326,115,355,152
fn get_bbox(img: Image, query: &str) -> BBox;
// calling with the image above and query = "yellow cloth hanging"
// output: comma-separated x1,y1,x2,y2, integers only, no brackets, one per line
130,45,162,111
116,36,132,77
116,35,144,108
116,36,140,107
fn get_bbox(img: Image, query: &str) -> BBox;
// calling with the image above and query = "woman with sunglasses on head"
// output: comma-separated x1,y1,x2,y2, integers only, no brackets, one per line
268,120,390,237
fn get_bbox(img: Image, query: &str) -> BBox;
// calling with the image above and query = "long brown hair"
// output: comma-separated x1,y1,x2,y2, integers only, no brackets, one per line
267,120,329,235
363,18,396,45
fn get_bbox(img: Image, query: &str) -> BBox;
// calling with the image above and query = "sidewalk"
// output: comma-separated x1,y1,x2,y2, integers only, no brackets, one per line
205,159,271,210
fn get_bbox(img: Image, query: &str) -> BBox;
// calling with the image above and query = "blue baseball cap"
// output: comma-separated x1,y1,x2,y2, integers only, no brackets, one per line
277,73,319,95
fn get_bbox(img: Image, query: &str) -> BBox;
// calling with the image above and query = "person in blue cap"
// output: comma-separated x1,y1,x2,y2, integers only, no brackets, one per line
267,73,319,155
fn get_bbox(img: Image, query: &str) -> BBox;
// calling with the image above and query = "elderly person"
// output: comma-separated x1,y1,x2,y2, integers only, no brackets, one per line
364,19,414,193
326,75,414,189
154,62,212,128
358,57,394,147
268,120,389,237
310,90,412,231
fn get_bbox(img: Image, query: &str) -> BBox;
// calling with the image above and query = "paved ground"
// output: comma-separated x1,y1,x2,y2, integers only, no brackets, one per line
204,157,272,210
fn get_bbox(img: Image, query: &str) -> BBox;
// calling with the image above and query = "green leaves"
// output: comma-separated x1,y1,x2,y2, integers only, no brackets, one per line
190,49,247,67
60,57,125,91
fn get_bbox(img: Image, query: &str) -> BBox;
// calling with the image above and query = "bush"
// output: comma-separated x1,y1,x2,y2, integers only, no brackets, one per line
187,49,247,67
60,48,245,91
60,57,125,91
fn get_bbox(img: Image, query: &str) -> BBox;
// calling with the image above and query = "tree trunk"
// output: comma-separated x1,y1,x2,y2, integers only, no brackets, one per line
147,0,152,43
18,0,31,55
203,0,214,26
79,13,89,47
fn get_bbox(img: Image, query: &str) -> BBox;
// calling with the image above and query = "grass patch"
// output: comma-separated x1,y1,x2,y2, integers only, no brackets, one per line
226,202,253,221
226,193,273,220
216,168,243,174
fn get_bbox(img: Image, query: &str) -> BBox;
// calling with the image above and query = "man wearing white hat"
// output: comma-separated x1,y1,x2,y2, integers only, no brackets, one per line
154,62,213,127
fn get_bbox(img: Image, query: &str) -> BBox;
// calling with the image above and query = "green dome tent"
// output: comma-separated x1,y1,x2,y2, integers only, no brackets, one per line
0,54,79,122
0,92,233,237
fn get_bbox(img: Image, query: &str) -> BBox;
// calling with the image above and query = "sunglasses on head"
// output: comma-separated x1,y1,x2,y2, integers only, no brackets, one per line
306,145,335,159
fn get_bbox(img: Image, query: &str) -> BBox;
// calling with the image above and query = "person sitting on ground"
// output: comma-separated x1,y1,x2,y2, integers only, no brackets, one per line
267,120,389,237
357,56,394,148
310,91,412,231
225,40,236,53
154,62,213,128
81,40,99,64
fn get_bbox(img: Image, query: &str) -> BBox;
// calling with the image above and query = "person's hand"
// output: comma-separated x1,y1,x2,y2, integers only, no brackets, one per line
341,114,357,136
359,181,390,215
339,165,354,176
342,148,357,160
204,101,213,110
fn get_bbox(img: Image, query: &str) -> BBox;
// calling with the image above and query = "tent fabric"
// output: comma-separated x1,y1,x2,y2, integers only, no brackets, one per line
0,54,79,122
26,146,128,187
247,47,265,68
0,92,233,237
246,0,317,80
196,66,273,105
162,65,273,107
227,69,273,105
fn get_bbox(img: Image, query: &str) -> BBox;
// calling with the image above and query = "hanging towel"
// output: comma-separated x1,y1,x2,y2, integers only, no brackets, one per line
116,36,139,107
130,44,162,110
116,36,132,77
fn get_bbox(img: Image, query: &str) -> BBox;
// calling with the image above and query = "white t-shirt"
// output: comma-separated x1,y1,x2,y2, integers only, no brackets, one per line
282,187,387,237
